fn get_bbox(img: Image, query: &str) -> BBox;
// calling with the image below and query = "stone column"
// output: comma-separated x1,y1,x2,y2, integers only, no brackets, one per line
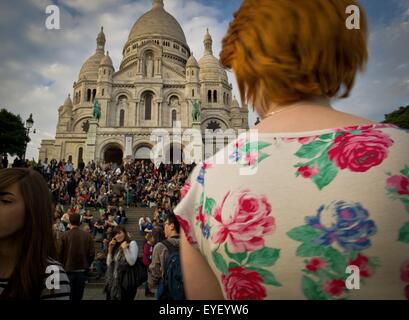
124,134,133,160
158,102,162,127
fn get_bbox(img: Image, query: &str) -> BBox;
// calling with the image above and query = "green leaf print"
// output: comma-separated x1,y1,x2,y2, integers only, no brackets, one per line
287,225,322,242
246,247,280,267
247,267,282,287
296,243,325,257
349,250,360,261
319,133,334,140
312,152,338,190
401,198,409,214
254,152,270,168
302,275,324,300
239,141,271,153
323,247,347,276
225,243,247,264
295,140,330,159
204,197,216,216
228,262,240,269
212,251,228,275
400,165,409,178
398,221,409,243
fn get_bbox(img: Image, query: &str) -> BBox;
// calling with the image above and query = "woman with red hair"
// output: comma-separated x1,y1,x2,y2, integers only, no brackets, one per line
175,0,409,300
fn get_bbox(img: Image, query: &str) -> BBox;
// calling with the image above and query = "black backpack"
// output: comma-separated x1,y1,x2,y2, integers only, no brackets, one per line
160,240,185,300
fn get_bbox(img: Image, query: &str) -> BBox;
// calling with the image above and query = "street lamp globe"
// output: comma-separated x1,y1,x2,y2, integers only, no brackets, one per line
26,114,34,129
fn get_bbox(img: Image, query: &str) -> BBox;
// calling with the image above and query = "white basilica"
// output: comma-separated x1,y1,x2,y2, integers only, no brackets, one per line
39,0,249,166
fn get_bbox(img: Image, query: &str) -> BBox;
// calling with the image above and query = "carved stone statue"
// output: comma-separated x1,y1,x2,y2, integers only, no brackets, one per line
146,55,154,77
92,99,101,121
82,120,90,133
170,96,179,108
191,100,201,122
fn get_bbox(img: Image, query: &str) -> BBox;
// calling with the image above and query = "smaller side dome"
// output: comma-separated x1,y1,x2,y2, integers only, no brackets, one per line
100,51,113,68
60,94,73,115
63,94,73,108
186,53,199,68
232,96,240,109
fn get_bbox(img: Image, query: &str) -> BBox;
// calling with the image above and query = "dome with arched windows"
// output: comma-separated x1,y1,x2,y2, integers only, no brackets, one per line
79,27,106,80
198,29,228,82
127,0,187,46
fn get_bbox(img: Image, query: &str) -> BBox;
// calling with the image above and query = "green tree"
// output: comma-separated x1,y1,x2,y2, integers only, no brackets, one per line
0,108,30,158
383,105,409,129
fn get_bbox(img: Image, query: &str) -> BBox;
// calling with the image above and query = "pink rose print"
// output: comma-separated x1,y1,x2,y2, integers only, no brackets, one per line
387,175,409,196
234,137,246,149
298,165,319,179
176,216,195,245
306,257,327,272
283,136,318,144
244,151,258,166
202,162,213,170
328,130,394,172
340,123,395,132
323,279,345,297
222,266,267,300
400,260,409,283
212,190,275,253
180,181,192,199
195,205,206,229
349,254,372,278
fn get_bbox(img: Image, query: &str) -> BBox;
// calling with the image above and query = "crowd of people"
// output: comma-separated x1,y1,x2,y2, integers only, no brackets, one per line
48,158,194,300
0,157,194,300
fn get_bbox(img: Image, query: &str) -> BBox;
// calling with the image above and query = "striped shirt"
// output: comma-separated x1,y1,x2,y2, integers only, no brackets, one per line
0,259,71,300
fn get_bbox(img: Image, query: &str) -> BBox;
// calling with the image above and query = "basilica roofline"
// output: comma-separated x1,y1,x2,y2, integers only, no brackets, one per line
122,36,190,57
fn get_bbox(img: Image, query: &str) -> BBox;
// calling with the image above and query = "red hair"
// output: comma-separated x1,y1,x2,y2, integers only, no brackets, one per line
220,0,368,117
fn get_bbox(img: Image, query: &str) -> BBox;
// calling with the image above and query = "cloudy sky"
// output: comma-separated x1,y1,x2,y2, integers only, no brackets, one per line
0,0,408,161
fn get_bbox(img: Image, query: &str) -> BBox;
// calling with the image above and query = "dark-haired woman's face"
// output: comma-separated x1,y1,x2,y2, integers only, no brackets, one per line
115,230,125,243
0,182,25,239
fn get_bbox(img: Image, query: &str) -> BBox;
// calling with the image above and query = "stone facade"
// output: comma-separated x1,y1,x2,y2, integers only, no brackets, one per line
39,0,249,166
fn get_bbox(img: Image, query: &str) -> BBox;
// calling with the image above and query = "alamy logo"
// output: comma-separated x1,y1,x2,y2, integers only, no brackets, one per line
346,5,361,30
45,5,60,30
45,265,60,290
345,265,361,290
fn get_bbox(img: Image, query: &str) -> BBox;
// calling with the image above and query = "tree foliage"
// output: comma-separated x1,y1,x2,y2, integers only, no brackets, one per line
0,108,30,157
383,105,409,129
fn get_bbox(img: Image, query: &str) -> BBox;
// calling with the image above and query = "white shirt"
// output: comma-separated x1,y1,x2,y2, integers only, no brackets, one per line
107,240,138,267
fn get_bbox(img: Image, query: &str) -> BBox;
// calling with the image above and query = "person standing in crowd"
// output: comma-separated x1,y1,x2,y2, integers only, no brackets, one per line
64,160,74,174
78,158,85,174
66,175,76,202
104,226,139,301
143,232,155,297
93,211,106,241
139,216,151,235
59,213,94,301
0,168,70,299
115,206,127,225
175,0,409,300
1,155,8,169
148,213,184,300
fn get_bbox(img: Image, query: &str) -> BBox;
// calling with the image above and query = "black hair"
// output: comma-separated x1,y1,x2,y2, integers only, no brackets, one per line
166,212,180,234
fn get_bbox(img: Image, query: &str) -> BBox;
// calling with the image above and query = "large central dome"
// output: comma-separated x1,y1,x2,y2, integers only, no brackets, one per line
127,0,187,45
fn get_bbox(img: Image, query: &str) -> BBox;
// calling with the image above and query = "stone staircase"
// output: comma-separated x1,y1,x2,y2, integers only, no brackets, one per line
87,206,154,287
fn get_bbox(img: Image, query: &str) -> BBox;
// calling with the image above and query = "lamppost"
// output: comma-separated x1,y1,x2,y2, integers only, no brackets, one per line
23,113,35,160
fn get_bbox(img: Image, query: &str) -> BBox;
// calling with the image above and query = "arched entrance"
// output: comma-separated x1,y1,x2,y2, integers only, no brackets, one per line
104,145,123,165
135,146,152,161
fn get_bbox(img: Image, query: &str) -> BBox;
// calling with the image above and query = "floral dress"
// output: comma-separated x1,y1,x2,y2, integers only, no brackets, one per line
174,124,409,300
